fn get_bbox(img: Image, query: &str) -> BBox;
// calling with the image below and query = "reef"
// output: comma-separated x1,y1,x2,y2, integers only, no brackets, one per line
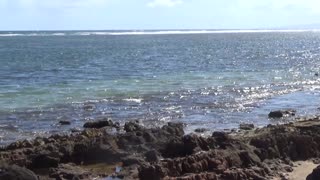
2,115,320,179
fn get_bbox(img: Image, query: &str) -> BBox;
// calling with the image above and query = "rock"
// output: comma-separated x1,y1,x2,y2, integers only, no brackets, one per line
122,156,144,166
182,134,210,154
315,73,319,77
83,118,113,129
239,123,255,130
59,120,71,125
49,163,92,180
5,115,320,179
194,128,209,133
162,122,185,137
212,131,230,141
0,163,38,180
268,110,296,118
70,128,82,133
307,165,320,180
83,103,96,111
145,150,160,162
31,154,60,168
124,121,144,132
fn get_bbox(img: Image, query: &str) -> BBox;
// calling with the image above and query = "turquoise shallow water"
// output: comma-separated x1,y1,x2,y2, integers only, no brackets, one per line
1,31,320,144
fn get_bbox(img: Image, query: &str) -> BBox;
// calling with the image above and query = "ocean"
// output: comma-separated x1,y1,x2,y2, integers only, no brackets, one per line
1,30,320,145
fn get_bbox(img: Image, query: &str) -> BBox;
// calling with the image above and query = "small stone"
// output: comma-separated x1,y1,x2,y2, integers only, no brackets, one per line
59,120,71,125
83,118,113,129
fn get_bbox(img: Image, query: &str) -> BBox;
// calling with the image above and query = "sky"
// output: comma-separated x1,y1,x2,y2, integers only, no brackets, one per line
1,0,320,30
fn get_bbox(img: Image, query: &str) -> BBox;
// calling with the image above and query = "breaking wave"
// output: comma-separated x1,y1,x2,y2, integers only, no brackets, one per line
1,29,320,37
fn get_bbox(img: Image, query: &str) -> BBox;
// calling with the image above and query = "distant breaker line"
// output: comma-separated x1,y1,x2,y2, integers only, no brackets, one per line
1,29,320,37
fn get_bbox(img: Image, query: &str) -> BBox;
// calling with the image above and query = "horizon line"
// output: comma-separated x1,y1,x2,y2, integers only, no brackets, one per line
2,28,320,32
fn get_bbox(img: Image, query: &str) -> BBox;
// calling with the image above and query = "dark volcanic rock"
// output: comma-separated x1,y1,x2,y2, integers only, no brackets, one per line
83,118,113,129
4,117,320,179
239,123,254,130
145,150,160,162
307,165,320,180
124,121,144,132
32,154,60,168
0,162,38,180
268,109,296,118
194,128,209,133
50,163,92,180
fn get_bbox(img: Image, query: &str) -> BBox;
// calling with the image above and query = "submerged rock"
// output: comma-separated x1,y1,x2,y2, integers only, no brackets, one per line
268,109,296,118
83,103,96,111
59,120,71,125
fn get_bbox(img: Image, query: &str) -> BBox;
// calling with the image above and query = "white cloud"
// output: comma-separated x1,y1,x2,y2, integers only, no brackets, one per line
147,0,182,8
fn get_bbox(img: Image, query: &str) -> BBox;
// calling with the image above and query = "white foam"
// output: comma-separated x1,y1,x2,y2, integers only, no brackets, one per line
1,29,320,37
106,29,320,36
0,34,24,37
123,98,143,103
52,33,66,36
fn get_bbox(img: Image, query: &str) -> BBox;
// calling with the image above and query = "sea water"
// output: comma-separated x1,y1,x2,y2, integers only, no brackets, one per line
1,30,320,144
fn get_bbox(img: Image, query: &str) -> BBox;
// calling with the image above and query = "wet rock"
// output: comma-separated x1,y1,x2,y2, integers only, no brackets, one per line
0,163,38,180
83,118,113,129
59,120,71,125
124,121,144,132
182,134,210,154
70,128,82,133
114,122,121,129
268,110,296,118
194,128,209,133
162,122,185,137
307,165,320,180
239,123,254,130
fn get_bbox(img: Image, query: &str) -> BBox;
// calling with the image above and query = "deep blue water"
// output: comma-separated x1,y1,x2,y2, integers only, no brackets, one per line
1,30,320,144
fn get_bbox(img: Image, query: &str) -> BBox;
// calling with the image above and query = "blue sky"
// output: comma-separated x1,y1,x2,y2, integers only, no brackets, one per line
1,0,320,30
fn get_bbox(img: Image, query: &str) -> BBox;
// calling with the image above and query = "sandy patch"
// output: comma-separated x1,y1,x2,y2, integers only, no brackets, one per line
273,161,318,180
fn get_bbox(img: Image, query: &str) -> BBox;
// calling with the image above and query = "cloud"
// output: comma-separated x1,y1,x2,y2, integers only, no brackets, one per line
147,0,182,8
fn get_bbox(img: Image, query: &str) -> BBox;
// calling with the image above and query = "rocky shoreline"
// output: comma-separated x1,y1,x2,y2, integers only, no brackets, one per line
1,115,320,179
